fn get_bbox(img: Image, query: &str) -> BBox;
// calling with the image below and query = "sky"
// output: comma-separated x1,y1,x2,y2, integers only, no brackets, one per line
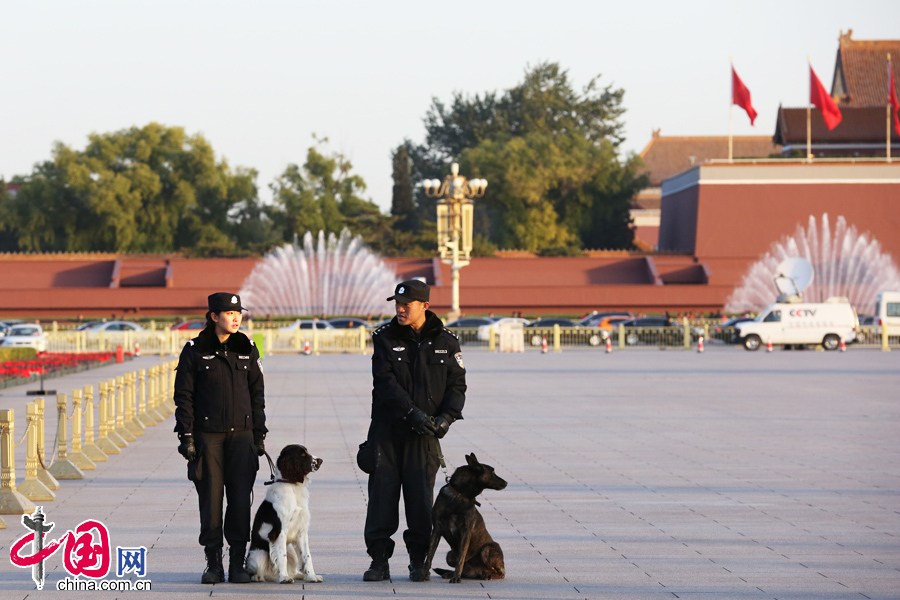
3,1,898,211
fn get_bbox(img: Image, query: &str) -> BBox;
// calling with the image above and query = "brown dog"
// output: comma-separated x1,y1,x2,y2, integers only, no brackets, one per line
424,453,507,583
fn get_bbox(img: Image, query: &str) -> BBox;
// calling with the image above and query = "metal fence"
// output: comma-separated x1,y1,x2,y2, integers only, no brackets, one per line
40,324,900,354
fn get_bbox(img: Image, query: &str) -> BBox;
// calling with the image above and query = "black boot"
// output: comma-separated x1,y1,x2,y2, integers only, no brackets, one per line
228,544,251,583
363,548,390,582
201,546,224,584
408,550,429,582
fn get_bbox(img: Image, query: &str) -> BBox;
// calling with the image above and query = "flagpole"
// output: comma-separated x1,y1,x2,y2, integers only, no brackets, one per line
729,57,734,162
889,53,893,162
807,56,812,163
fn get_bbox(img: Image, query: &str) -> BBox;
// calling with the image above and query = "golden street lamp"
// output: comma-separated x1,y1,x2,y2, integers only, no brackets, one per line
422,163,487,321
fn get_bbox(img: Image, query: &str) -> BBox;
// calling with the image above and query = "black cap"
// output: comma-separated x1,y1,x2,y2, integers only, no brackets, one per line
386,280,430,303
208,292,245,312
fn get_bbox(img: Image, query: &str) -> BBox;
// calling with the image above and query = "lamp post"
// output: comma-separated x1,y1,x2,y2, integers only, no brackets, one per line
422,163,487,322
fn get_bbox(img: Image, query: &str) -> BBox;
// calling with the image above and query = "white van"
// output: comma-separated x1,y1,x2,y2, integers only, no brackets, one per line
875,291,900,335
735,297,858,351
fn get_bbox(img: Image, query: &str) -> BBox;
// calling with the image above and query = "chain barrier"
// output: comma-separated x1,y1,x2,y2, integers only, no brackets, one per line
13,417,31,448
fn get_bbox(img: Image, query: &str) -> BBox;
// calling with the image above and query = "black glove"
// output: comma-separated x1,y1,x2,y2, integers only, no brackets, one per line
254,435,266,457
433,414,454,439
177,433,196,462
406,407,436,436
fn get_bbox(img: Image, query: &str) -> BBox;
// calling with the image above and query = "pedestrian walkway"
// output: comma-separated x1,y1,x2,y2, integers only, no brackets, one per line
1,348,898,599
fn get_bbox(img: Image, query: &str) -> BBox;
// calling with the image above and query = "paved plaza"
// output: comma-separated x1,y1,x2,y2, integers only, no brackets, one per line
1,346,898,600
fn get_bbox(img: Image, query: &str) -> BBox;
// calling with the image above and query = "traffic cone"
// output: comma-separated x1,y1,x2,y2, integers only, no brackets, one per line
605,336,612,354
134,341,141,357
840,338,846,352
697,335,704,353
303,340,311,355
541,337,548,354
766,336,773,352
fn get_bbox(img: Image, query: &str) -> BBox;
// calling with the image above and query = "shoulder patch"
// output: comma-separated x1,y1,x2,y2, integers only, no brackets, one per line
454,352,464,369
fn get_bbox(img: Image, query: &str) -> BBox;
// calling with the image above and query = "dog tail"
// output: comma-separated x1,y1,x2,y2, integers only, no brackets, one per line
433,568,454,579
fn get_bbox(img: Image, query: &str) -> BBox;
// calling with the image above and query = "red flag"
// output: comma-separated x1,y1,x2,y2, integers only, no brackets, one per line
732,66,757,125
810,65,842,130
890,63,900,137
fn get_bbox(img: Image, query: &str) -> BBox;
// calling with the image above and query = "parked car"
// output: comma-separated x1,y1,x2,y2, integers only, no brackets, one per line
592,315,634,339
714,317,756,343
525,318,584,346
278,319,335,332
611,317,674,346
444,317,496,328
171,320,207,331
82,320,146,332
327,317,370,329
73,321,104,331
858,315,876,326
476,317,531,342
0,324,47,352
579,311,634,327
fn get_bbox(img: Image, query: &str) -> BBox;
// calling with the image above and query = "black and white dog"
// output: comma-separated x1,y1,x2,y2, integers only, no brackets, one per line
246,445,324,583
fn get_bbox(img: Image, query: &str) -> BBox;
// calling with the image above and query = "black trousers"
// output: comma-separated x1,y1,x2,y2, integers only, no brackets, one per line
364,421,440,559
194,430,259,548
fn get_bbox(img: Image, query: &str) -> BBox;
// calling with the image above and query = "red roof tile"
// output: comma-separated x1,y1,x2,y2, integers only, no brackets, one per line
774,105,900,145
833,30,900,107
638,131,782,186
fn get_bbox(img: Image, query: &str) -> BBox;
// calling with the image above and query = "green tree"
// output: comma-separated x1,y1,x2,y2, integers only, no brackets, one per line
0,123,263,255
410,62,645,253
269,139,387,243
390,144,415,231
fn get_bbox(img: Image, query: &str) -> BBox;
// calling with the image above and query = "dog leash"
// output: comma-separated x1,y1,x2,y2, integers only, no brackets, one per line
435,438,451,483
262,450,277,486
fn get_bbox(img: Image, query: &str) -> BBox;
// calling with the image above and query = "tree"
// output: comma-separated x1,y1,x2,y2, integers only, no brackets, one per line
390,144,415,231
268,139,387,244
0,123,263,255
409,62,645,253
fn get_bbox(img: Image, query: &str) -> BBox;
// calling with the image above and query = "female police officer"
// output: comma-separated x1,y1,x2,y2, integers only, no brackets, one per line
173,292,267,584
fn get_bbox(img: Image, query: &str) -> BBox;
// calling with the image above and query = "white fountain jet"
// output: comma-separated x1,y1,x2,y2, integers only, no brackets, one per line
239,229,398,316
727,214,900,316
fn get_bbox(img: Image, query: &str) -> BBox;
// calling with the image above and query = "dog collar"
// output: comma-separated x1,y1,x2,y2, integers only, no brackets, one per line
445,484,481,507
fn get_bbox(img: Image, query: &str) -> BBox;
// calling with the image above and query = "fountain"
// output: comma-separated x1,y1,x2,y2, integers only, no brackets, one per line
726,214,900,316
239,229,398,316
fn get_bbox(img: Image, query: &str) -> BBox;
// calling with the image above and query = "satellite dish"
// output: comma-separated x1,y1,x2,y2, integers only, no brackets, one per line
774,257,814,298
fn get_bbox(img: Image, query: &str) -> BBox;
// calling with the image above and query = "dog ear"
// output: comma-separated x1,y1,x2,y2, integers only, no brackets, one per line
466,453,479,467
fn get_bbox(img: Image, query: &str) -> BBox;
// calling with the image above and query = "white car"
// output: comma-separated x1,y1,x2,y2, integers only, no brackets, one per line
278,320,335,332
477,317,531,341
0,323,48,352
83,320,146,332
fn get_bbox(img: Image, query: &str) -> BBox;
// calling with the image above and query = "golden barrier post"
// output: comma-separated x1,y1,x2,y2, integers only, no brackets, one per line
165,362,176,413
553,324,561,353
82,385,107,463
163,363,176,414
140,369,161,425
488,325,496,352
0,409,37,518
359,325,367,354
683,317,691,351
17,403,56,501
96,382,122,454
618,322,625,350
47,395,84,480
114,376,136,442
68,390,96,471
124,372,144,436
107,378,128,448
33,398,60,490
882,326,891,352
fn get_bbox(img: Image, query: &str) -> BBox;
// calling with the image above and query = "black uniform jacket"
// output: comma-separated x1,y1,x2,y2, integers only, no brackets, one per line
371,310,466,423
173,327,267,438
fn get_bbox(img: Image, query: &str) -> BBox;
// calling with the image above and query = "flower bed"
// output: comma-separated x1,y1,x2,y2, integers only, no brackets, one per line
0,352,123,386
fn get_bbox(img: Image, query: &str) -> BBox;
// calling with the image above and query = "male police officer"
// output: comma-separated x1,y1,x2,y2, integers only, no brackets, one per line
363,280,467,582
174,292,266,584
